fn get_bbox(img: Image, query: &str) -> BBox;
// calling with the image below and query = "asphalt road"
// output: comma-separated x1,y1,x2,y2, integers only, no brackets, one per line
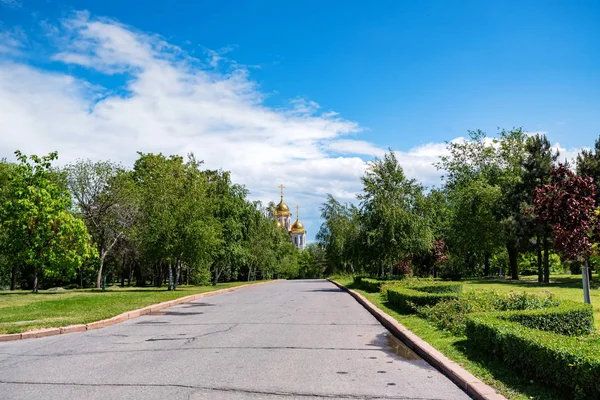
0,280,470,400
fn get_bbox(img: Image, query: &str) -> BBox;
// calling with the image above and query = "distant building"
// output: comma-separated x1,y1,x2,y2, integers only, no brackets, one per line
273,184,306,250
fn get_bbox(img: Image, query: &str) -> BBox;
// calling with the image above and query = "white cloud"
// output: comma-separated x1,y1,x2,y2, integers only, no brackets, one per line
0,0,20,7
552,142,583,166
0,12,371,239
0,28,25,55
394,141,450,187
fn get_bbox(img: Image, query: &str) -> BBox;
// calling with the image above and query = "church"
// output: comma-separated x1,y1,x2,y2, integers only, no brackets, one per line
273,185,307,250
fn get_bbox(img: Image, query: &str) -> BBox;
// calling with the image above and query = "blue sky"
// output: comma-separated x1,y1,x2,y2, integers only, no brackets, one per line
1,0,599,239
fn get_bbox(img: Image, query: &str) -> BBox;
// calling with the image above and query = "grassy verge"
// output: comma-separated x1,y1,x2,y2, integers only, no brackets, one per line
0,281,264,334
335,277,582,400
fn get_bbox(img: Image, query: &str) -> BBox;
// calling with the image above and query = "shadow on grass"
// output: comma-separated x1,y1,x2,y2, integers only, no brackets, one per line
452,339,569,400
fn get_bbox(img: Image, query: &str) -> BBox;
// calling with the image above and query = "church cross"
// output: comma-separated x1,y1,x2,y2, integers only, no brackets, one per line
296,205,300,219
278,184,285,199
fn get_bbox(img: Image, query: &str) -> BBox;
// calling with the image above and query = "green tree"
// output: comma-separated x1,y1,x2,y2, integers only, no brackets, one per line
0,151,95,292
438,129,528,279
576,135,600,203
64,160,139,288
204,169,249,285
445,177,503,277
317,195,361,275
359,151,433,277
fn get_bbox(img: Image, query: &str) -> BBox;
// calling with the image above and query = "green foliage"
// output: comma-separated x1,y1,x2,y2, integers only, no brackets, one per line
466,311,600,399
419,290,559,335
359,151,434,276
0,151,95,292
297,244,325,278
404,281,463,294
386,283,462,313
1,149,303,291
317,195,361,275
500,302,594,336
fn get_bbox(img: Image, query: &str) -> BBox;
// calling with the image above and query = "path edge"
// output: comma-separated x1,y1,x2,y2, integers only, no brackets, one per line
0,280,281,342
328,279,506,400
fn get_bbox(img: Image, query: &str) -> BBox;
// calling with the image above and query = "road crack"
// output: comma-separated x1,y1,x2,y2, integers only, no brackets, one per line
0,380,447,399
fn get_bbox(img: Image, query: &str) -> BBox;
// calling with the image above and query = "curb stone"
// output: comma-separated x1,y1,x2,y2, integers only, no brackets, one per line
0,280,281,342
328,279,507,400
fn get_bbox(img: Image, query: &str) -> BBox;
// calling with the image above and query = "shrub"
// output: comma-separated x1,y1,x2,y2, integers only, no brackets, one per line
395,261,413,276
500,301,594,336
465,303,598,399
353,276,407,293
386,285,460,313
405,281,463,294
419,290,563,335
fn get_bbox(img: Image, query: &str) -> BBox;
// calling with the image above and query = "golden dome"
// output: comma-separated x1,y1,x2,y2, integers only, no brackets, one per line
274,200,291,216
290,219,305,233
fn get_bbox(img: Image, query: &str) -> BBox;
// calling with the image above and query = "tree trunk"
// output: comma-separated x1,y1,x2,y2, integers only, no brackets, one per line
96,254,106,289
536,236,543,284
543,239,550,284
10,264,17,290
186,265,190,286
483,254,490,276
507,243,519,280
174,259,181,291
33,266,39,293
128,262,133,287
168,260,173,291
583,260,592,304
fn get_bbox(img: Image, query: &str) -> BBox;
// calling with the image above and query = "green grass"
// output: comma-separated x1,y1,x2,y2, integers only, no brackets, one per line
0,281,262,334
335,275,600,400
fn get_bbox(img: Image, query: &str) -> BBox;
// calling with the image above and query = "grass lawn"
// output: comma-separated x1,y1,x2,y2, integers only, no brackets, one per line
0,281,263,334
335,274,599,400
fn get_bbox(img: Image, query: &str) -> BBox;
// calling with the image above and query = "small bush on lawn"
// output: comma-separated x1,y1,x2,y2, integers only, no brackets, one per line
466,310,599,400
419,290,559,335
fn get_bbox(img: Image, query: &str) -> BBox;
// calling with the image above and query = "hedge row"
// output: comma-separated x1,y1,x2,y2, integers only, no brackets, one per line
352,276,407,293
386,286,461,313
466,304,599,399
499,301,595,336
353,277,384,292
404,281,463,294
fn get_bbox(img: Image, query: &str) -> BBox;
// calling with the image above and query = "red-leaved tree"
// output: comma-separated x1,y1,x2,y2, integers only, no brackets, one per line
432,238,449,266
533,163,597,261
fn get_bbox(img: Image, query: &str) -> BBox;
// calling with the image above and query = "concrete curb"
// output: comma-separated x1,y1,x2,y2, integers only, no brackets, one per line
328,279,507,400
0,280,280,342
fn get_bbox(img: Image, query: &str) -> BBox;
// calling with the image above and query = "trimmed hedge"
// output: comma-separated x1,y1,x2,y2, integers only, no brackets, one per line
466,303,599,399
352,276,406,293
386,285,460,313
500,301,594,336
404,281,463,294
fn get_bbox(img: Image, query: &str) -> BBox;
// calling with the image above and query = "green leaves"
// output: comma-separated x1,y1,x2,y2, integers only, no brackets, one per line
0,151,94,291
